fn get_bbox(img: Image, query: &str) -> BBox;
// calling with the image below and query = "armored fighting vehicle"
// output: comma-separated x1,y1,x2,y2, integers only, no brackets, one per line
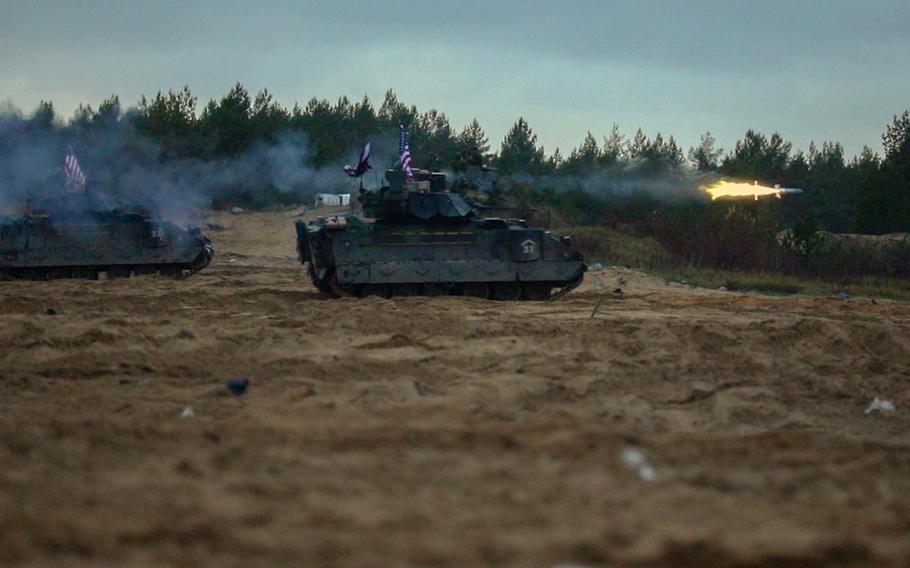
296,169,585,299
0,194,214,280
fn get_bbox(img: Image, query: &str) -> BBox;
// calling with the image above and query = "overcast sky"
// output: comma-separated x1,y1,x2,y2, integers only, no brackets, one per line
2,0,908,157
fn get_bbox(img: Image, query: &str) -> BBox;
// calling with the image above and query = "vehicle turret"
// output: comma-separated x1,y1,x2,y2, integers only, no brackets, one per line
360,168,475,222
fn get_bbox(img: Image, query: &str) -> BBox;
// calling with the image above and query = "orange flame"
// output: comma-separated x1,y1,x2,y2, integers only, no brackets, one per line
704,180,779,201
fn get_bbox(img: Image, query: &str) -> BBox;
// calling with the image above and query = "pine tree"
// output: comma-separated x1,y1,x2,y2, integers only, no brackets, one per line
628,128,649,159
496,117,546,174
457,119,490,156
377,89,416,130
136,87,198,158
663,135,685,166
198,83,252,157
688,131,722,171
250,89,289,142
601,123,625,166
564,131,600,174
30,100,57,130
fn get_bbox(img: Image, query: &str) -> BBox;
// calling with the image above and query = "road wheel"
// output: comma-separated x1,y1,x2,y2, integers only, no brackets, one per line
423,284,447,297
159,266,184,279
361,284,388,299
107,267,131,279
522,283,552,301
464,283,490,299
72,267,99,280
390,284,418,297
492,283,522,301
328,272,354,297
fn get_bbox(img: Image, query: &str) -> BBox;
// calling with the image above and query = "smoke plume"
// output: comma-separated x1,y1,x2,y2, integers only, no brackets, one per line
0,106,347,223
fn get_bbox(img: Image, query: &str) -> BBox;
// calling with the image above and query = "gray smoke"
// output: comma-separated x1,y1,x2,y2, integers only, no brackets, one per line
501,159,719,202
0,106,347,224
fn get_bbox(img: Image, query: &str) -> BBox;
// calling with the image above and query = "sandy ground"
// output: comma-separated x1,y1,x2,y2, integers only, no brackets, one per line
1,209,909,567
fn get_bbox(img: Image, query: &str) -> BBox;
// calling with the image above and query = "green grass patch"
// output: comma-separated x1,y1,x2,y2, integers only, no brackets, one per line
654,266,910,301
560,224,910,301
557,226,672,269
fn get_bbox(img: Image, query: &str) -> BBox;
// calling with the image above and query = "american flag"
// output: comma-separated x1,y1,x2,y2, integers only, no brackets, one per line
399,124,414,181
63,148,86,192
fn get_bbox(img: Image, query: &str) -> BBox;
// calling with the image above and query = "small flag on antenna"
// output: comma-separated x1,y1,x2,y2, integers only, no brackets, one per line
343,142,372,177
63,147,86,192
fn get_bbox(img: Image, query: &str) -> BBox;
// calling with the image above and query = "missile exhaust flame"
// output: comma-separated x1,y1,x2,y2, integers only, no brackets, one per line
703,180,804,201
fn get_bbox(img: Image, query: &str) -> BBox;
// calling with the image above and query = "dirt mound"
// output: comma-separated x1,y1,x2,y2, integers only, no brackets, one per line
1,209,909,566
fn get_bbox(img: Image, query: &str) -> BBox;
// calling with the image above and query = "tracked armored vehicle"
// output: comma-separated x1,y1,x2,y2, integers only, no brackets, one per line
0,194,213,280
296,169,585,300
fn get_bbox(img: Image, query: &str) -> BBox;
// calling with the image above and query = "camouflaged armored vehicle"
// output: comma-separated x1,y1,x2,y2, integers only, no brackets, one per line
0,194,213,280
295,169,585,299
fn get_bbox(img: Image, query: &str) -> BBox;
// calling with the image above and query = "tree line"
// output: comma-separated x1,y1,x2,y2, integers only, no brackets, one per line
6,85,909,234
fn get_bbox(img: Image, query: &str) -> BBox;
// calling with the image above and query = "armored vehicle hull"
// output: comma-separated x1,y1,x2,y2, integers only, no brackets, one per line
0,210,214,280
297,215,585,300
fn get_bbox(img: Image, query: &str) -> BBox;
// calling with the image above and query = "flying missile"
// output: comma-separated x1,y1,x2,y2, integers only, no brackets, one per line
705,180,806,200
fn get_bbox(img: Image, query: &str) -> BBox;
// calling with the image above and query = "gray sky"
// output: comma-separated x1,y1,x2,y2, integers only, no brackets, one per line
2,0,908,157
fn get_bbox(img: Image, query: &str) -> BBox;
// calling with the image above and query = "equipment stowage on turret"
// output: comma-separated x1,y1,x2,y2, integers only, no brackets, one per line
0,194,214,280
296,168,586,300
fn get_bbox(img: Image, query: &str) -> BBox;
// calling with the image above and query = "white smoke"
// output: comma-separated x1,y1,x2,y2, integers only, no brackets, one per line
501,158,721,202
0,106,350,223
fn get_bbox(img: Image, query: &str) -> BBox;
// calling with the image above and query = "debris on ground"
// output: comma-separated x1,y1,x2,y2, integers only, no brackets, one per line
227,379,250,396
230,207,245,215
45,308,56,315
119,378,153,386
590,298,604,319
865,397,895,415
180,406,195,418
589,262,604,272
620,448,656,481
835,290,850,301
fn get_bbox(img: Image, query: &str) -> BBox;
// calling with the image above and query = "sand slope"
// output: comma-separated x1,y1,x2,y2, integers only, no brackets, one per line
1,210,909,567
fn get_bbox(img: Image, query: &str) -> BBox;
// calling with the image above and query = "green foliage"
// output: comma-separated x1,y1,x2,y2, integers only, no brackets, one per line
250,89,290,143
198,83,253,157
883,111,910,161
555,225,671,268
496,117,546,174
659,267,910,300
563,132,600,174
688,131,722,171
854,113,909,234
9,85,909,239
31,101,57,130
600,124,625,166
135,86,199,158
721,130,791,181
456,119,489,157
